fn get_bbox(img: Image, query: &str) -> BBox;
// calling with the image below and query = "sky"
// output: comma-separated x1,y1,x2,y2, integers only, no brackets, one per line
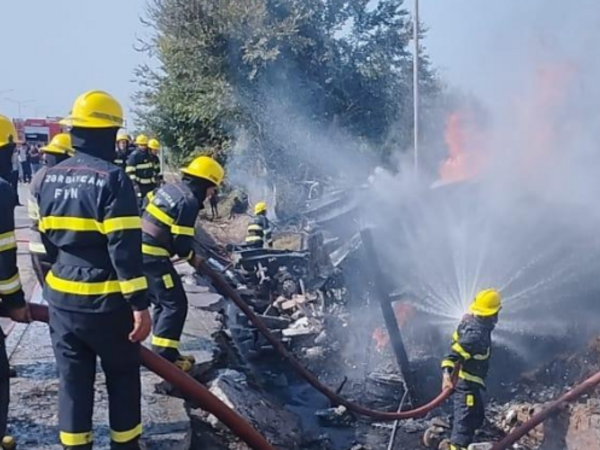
1,1,596,124
0,0,149,123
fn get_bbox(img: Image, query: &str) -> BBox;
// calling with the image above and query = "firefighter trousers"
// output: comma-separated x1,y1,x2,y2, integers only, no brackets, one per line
0,329,10,440
144,256,187,362
49,306,142,449
450,381,485,448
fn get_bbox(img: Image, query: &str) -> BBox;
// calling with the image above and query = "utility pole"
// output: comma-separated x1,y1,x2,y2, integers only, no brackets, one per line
413,0,420,176
3,98,34,118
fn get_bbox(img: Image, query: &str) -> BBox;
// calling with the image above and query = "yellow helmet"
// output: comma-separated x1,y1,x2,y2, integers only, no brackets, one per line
117,132,130,142
135,134,149,146
148,139,161,151
469,289,502,317
254,202,267,215
60,90,124,129
181,156,224,186
0,115,17,148
41,133,73,156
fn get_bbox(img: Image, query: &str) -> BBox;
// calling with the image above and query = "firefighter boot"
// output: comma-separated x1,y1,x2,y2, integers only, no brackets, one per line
174,358,193,373
1,436,16,450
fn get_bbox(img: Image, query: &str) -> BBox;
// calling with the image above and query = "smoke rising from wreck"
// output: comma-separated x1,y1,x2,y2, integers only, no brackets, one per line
225,1,600,367
367,1,600,363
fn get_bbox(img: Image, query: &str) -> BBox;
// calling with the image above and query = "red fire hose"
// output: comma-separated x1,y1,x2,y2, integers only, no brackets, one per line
27,304,277,450
197,260,455,421
490,369,600,450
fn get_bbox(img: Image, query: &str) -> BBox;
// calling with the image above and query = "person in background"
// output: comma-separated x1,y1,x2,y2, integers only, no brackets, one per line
18,143,31,183
10,147,20,205
210,188,219,220
245,202,273,248
114,133,131,170
148,139,162,186
29,144,41,174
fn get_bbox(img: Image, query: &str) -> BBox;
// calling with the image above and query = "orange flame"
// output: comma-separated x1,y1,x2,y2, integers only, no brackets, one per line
371,302,416,353
439,111,485,183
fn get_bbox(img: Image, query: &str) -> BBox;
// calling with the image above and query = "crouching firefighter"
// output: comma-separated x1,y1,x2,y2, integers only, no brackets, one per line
0,114,32,450
245,201,273,248
441,289,501,450
38,91,151,449
28,133,74,285
141,156,224,372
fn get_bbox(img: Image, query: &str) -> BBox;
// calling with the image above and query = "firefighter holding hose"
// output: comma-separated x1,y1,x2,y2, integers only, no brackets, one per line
141,156,224,372
38,91,151,449
441,289,501,450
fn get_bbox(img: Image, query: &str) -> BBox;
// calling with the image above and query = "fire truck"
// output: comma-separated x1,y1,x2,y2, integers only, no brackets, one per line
13,117,62,144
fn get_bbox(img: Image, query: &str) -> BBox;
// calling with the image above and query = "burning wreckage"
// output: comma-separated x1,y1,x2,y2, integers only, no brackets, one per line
181,177,600,450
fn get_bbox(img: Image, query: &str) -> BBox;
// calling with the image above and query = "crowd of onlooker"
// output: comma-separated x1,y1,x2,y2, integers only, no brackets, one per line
11,142,42,184
8,142,43,205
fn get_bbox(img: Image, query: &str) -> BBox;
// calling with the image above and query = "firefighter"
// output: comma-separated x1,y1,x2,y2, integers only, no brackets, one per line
245,201,273,248
126,134,156,208
28,133,74,285
114,132,131,170
141,156,224,371
441,289,501,450
38,91,151,449
0,114,32,450
148,139,162,185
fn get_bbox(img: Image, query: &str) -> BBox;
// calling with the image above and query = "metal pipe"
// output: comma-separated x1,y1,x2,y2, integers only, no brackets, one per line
413,0,420,175
194,258,456,421
27,304,276,450
491,369,600,450
360,228,414,399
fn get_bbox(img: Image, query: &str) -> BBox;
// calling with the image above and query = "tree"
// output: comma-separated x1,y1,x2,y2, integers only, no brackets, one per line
135,0,443,182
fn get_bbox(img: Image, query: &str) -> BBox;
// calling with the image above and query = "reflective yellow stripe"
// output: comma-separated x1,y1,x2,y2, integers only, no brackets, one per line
171,224,194,236
247,224,263,232
146,204,174,226
441,360,456,369
163,274,174,289
46,272,146,296
0,274,21,295
110,424,142,444
119,276,148,295
0,231,17,253
151,335,180,349
466,394,475,407
136,163,154,170
142,244,170,257
126,167,136,173
458,369,485,386
39,216,140,234
29,241,47,254
245,236,263,243
28,199,40,221
473,348,491,361
103,217,141,234
147,192,155,202
138,178,155,185
452,342,472,360
452,331,459,342
60,431,93,446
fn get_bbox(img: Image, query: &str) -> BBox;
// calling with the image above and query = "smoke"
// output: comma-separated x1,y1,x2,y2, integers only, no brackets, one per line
364,1,600,367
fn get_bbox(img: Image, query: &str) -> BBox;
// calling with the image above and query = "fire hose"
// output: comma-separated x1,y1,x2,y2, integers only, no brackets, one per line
26,303,277,450
490,368,600,450
195,259,456,421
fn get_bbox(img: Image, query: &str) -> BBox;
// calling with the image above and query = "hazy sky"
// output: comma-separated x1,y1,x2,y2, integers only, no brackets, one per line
1,1,592,124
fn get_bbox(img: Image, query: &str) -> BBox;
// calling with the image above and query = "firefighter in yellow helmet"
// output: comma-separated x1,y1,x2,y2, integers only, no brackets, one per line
141,156,224,371
37,91,151,449
28,133,74,285
148,139,162,185
441,289,501,450
114,132,132,170
126,134,156,208
245,201,273,248
0,114,31,450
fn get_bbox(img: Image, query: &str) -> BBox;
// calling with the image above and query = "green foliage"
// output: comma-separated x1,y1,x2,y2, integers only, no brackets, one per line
135,0,443,179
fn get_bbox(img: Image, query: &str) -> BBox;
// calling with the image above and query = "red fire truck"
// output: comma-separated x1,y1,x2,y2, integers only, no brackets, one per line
13,118,62,144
